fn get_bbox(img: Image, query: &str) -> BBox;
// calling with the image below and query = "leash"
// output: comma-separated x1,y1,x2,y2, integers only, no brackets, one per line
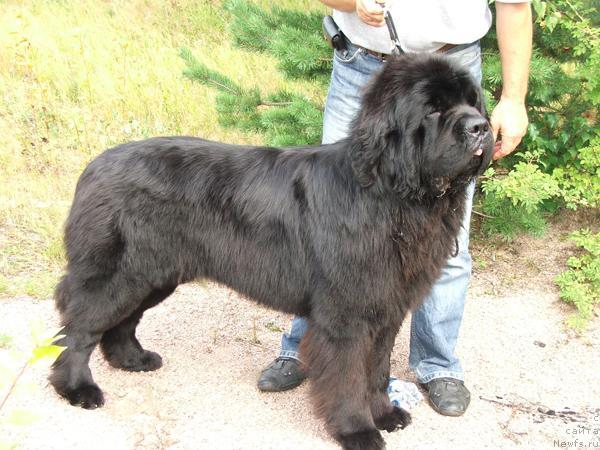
383,9,403,56
381,5,460,56
378,2,403,56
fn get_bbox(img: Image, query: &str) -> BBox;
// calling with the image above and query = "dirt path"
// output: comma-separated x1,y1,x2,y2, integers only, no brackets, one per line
1,232,599,449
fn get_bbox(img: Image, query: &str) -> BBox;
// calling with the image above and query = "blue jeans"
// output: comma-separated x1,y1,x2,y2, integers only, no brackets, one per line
279,42,482,384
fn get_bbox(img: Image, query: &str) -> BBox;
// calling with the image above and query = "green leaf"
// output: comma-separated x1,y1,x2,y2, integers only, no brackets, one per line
546,14,559,32
6,409,40,426
532,0,547,20
29,344,65,365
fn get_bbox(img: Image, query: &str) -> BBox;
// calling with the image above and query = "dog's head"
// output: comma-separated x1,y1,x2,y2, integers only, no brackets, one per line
349,53,494,199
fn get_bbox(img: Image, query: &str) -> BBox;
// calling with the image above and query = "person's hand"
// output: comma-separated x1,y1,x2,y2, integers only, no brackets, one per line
489,97,528,160
356,0,387,27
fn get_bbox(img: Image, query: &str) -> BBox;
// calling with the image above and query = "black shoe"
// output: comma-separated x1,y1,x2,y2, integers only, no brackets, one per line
422,378,471,417
257,357,307,392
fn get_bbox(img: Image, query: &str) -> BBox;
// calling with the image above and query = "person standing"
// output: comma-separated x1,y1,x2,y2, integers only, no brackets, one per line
258,0,532,417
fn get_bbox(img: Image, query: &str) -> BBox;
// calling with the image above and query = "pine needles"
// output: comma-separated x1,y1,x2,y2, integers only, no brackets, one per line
180,0,329,146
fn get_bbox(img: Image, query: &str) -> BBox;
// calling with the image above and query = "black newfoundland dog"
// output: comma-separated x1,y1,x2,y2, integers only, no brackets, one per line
50,54,493,450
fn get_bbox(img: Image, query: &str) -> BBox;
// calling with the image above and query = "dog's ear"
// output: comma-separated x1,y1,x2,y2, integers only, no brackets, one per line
349,112,389,188
349,100,421,197
378,126,422,197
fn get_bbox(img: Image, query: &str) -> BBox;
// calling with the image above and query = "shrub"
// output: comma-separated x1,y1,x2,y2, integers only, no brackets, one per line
555,230,600,330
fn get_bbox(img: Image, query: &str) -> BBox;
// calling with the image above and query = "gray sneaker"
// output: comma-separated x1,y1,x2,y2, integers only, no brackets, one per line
257,357,307,392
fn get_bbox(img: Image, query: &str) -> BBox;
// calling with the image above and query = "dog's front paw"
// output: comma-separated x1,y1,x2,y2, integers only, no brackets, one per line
339,429,385,450
374,406,412,433
61,383,105,409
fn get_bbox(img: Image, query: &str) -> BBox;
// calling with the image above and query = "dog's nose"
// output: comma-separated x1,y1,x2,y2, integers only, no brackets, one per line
464,117,489,137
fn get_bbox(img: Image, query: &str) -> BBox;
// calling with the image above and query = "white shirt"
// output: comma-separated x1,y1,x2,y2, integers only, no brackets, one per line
333,0,527,54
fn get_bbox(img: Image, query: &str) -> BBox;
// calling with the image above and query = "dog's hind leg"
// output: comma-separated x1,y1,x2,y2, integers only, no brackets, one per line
368,324,412,433
49,274,156,408
100,285,175,371
301,321,385,450
50,327,105,409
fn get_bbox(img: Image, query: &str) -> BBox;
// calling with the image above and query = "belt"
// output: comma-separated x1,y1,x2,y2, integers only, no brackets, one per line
361,42,459,61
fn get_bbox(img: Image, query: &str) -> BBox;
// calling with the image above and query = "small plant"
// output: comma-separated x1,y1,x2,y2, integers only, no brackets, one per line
477,191,548,241
0,321,65,447
555,229,600,330
478,136,599,241
479,162,559,240
482,162,561,212
552,136,600,210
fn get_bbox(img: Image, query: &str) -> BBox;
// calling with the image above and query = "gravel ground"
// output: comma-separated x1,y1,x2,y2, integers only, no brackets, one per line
1,233,599,450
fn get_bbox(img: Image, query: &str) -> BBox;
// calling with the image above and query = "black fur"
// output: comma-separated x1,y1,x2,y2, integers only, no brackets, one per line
50,54,493,450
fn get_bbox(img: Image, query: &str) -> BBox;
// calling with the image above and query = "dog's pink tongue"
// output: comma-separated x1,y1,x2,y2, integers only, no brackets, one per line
474,148,483,156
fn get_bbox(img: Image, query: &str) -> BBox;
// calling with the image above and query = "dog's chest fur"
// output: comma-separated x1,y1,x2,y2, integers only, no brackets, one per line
381,191,467,311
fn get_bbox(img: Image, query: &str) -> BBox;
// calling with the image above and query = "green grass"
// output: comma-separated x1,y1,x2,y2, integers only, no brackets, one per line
0,0,326,299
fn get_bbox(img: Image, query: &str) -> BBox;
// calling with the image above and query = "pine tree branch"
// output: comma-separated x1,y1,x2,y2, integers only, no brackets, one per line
560,0,585,22
261,101,294,107
203,78,240,96
472,210,496,219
